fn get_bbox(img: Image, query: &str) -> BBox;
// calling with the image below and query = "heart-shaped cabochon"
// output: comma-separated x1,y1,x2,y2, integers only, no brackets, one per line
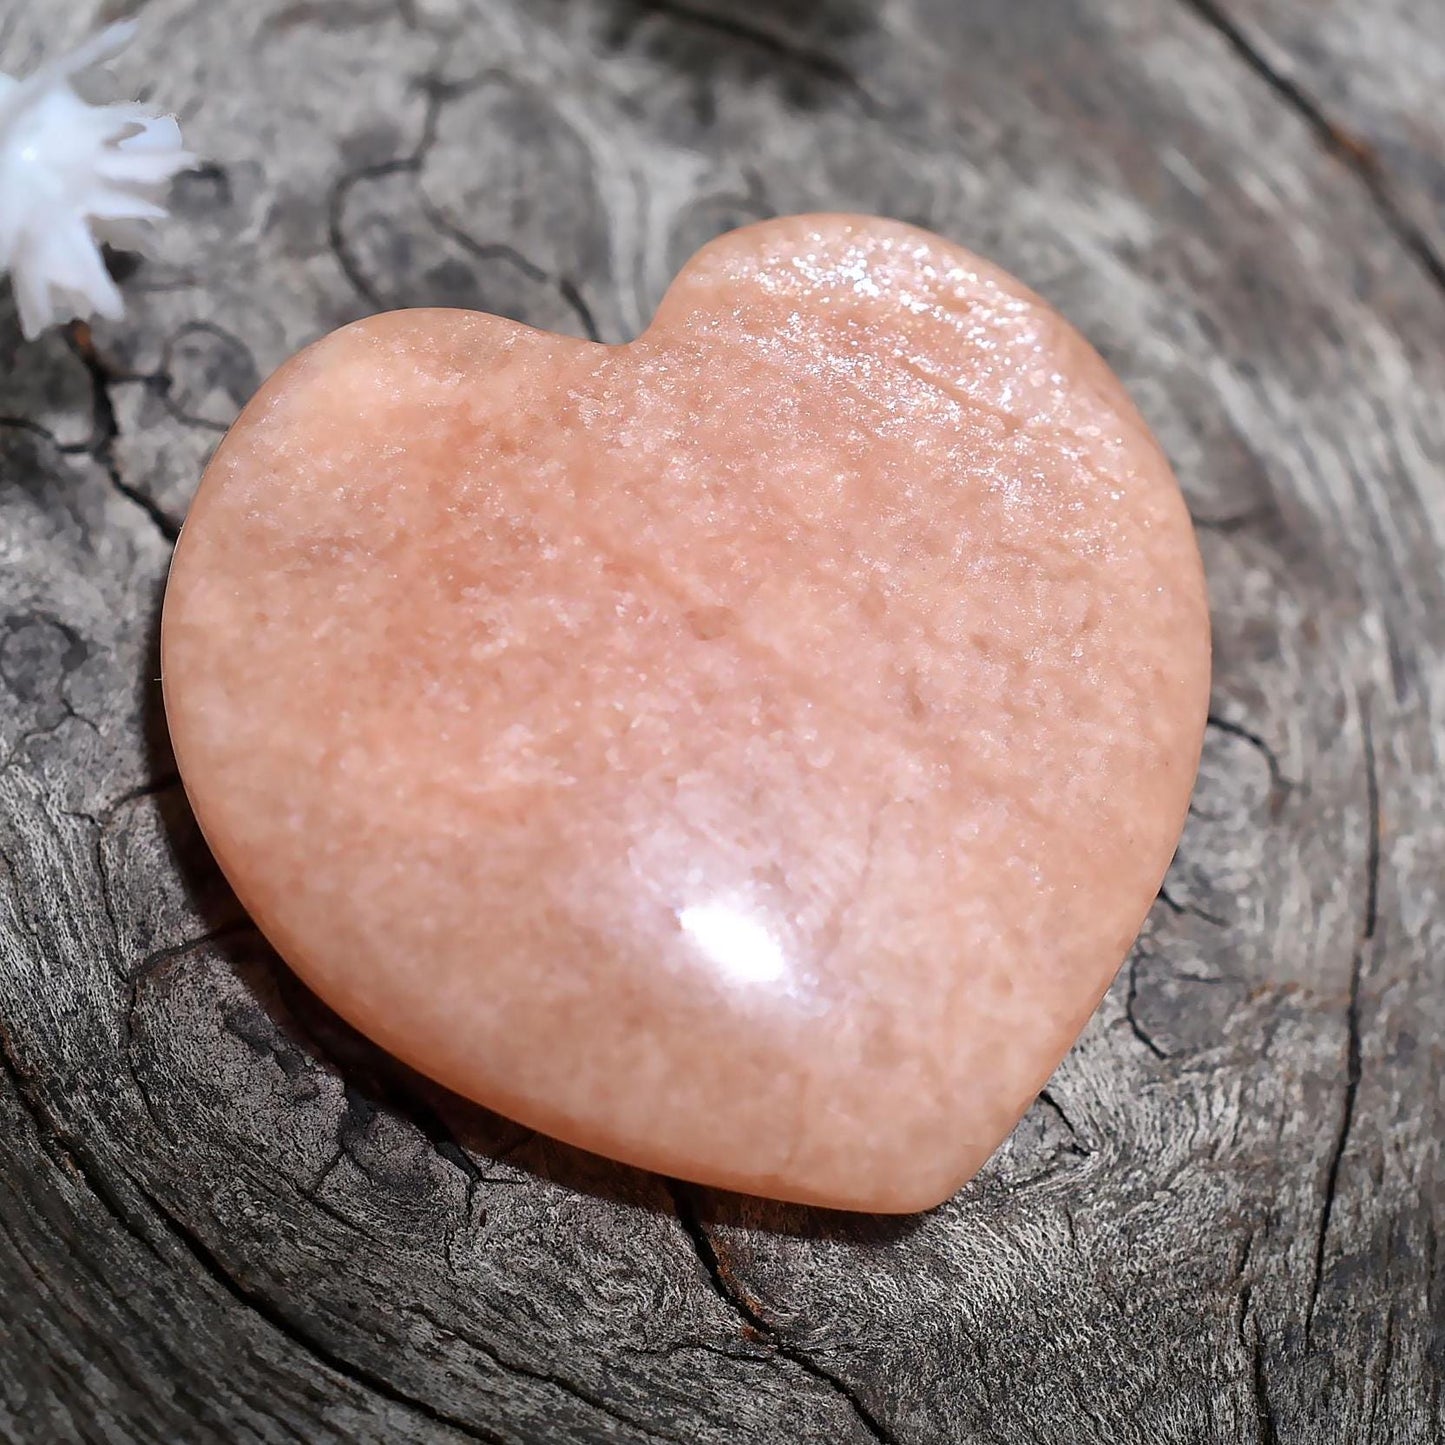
162,215,1210,1213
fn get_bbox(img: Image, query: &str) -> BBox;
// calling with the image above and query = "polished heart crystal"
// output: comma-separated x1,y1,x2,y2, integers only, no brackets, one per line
162,215,1210,1212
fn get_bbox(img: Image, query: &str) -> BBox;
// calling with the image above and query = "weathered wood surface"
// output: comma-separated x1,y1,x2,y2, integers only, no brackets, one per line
1186,0,1445,273
1,0,1441,1440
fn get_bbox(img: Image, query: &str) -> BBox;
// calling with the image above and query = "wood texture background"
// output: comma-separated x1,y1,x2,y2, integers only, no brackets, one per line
1,1,1441,1440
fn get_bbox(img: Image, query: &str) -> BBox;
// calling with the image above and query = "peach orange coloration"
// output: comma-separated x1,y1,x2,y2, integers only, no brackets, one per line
162,216,1210,1213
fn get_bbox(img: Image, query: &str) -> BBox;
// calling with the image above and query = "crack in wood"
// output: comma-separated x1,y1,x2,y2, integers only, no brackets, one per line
1036,1088,1090,1157
125,1180,509,1444
63,325,182,545
623,0,881,116
1177,0,1445,295
0,1019,165,1270
325,75,605,342
1124,948,1169,1061
1157,882,1226,928
1205,713,1291,796
666,1181,902,1445
1250,1318,1279,1445
410,1301,688,1443
1307,702,1379,1339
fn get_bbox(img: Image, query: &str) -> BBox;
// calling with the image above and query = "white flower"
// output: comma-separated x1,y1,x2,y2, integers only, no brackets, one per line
0,22,193,340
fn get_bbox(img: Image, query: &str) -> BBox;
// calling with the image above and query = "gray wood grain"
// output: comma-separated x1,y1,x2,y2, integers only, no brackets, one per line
1181,0,1444,281
2,1,1441,1441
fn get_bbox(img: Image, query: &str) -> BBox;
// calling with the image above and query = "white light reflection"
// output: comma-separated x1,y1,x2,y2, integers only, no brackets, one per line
678,902,788,987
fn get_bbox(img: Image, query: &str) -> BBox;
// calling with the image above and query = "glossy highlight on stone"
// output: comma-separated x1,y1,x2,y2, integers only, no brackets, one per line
161,215,1211,1213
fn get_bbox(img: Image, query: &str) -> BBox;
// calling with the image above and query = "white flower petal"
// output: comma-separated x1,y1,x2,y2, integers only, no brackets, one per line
0,23,190,337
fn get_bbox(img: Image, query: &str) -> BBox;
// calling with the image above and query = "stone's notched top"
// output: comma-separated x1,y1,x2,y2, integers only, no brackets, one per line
161,214,1210,1213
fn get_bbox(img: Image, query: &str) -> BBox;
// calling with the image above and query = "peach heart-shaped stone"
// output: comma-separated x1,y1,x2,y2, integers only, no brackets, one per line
162,215,1210,1213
